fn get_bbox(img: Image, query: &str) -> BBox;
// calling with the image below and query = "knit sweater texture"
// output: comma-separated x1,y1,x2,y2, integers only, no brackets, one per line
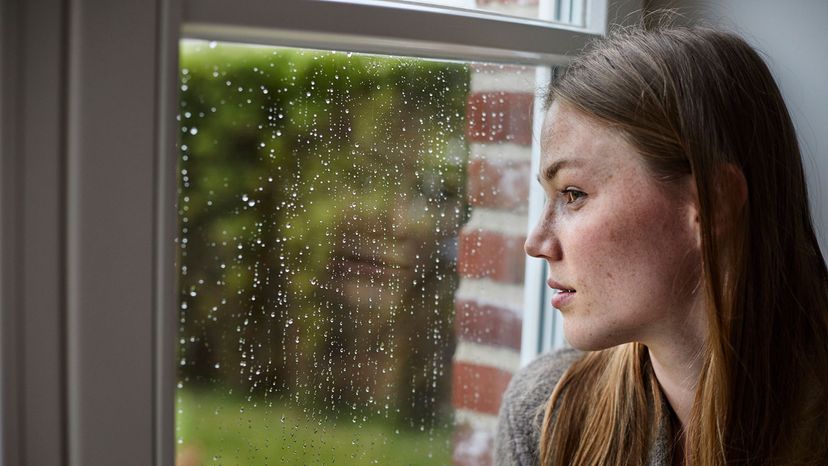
493,348,673,466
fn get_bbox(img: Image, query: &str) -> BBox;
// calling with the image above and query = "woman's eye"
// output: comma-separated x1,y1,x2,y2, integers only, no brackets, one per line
561,188,585,204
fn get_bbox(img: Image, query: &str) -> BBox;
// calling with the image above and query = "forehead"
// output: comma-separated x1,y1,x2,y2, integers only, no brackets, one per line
541,101,613,153
539,101,632,179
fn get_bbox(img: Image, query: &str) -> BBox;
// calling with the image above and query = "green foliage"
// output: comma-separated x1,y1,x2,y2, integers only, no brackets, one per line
177,40,470,434
177,389,452,465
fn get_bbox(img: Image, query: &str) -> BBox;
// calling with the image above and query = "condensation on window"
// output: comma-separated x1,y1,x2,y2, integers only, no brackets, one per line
175,40,539,465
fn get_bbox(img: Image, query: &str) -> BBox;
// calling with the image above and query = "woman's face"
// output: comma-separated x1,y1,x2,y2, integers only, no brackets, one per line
525,102,704,351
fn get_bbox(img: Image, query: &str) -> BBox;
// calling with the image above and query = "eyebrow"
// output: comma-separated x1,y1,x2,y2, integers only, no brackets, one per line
538,158,584,183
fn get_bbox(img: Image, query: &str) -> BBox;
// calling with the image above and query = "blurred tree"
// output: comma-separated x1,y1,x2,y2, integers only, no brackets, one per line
177,42,470,427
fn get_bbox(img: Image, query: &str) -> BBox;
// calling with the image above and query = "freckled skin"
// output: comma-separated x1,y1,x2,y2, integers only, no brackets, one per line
525,102,704,351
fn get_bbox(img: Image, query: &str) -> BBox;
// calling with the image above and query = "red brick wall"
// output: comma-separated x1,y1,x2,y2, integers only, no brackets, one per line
451,60,535,465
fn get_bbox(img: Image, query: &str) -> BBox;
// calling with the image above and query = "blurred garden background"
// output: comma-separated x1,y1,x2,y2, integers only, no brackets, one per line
176,41,471,465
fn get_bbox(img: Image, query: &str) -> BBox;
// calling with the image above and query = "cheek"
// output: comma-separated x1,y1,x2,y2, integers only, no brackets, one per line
572,212,642,306
567,193,691,302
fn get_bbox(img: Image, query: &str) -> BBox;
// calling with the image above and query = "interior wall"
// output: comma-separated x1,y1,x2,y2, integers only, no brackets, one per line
646,0,828,258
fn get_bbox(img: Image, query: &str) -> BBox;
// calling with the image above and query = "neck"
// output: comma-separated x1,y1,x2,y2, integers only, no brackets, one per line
645,298,707,429
648,340,703,429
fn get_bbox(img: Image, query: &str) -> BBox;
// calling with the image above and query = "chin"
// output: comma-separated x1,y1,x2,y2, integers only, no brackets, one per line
562,320,627,352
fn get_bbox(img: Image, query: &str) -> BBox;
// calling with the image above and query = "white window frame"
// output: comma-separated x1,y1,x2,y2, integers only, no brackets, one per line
0,0,640,463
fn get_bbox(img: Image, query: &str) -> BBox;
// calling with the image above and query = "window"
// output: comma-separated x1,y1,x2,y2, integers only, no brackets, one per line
175,40,546,465
1,0,634,464
387,0,588,25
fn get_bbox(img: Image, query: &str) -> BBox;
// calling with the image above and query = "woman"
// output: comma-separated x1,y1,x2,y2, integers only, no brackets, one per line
494,25,828,465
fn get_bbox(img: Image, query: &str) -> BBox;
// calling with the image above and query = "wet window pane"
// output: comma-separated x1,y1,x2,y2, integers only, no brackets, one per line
176,41,540,465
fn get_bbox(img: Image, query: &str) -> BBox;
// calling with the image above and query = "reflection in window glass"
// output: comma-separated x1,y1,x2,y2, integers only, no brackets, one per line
175,41,538,465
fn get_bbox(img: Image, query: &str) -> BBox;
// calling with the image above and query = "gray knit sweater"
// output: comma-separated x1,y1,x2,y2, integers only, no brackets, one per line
493,348,673,466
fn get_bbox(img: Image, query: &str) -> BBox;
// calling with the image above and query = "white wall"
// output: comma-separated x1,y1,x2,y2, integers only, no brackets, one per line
649,0,828,257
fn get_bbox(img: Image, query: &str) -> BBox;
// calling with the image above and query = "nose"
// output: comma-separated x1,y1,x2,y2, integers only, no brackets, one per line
524,216,560,260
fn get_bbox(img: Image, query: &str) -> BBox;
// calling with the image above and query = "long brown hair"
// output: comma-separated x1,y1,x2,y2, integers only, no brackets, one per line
538,25,828,465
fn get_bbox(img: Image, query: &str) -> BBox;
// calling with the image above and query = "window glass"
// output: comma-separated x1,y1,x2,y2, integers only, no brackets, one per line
389,0,586,25
176,40,540,465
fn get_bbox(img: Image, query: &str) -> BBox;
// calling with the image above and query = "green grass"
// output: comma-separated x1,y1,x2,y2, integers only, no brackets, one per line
176,389,453,465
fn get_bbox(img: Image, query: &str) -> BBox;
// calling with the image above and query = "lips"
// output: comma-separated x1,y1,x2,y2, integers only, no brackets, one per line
547,278,576,293
548,278,576,309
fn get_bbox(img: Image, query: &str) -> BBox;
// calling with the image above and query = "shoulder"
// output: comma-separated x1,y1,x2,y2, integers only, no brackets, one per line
493,347,583,466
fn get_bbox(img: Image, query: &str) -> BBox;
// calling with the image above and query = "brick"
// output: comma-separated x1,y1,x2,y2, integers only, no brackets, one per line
452,423,495,466
470,67,535,93
457,229,526,283
467,156,530,209
466,92,534,145
451,362,513,415
455,299,522,350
